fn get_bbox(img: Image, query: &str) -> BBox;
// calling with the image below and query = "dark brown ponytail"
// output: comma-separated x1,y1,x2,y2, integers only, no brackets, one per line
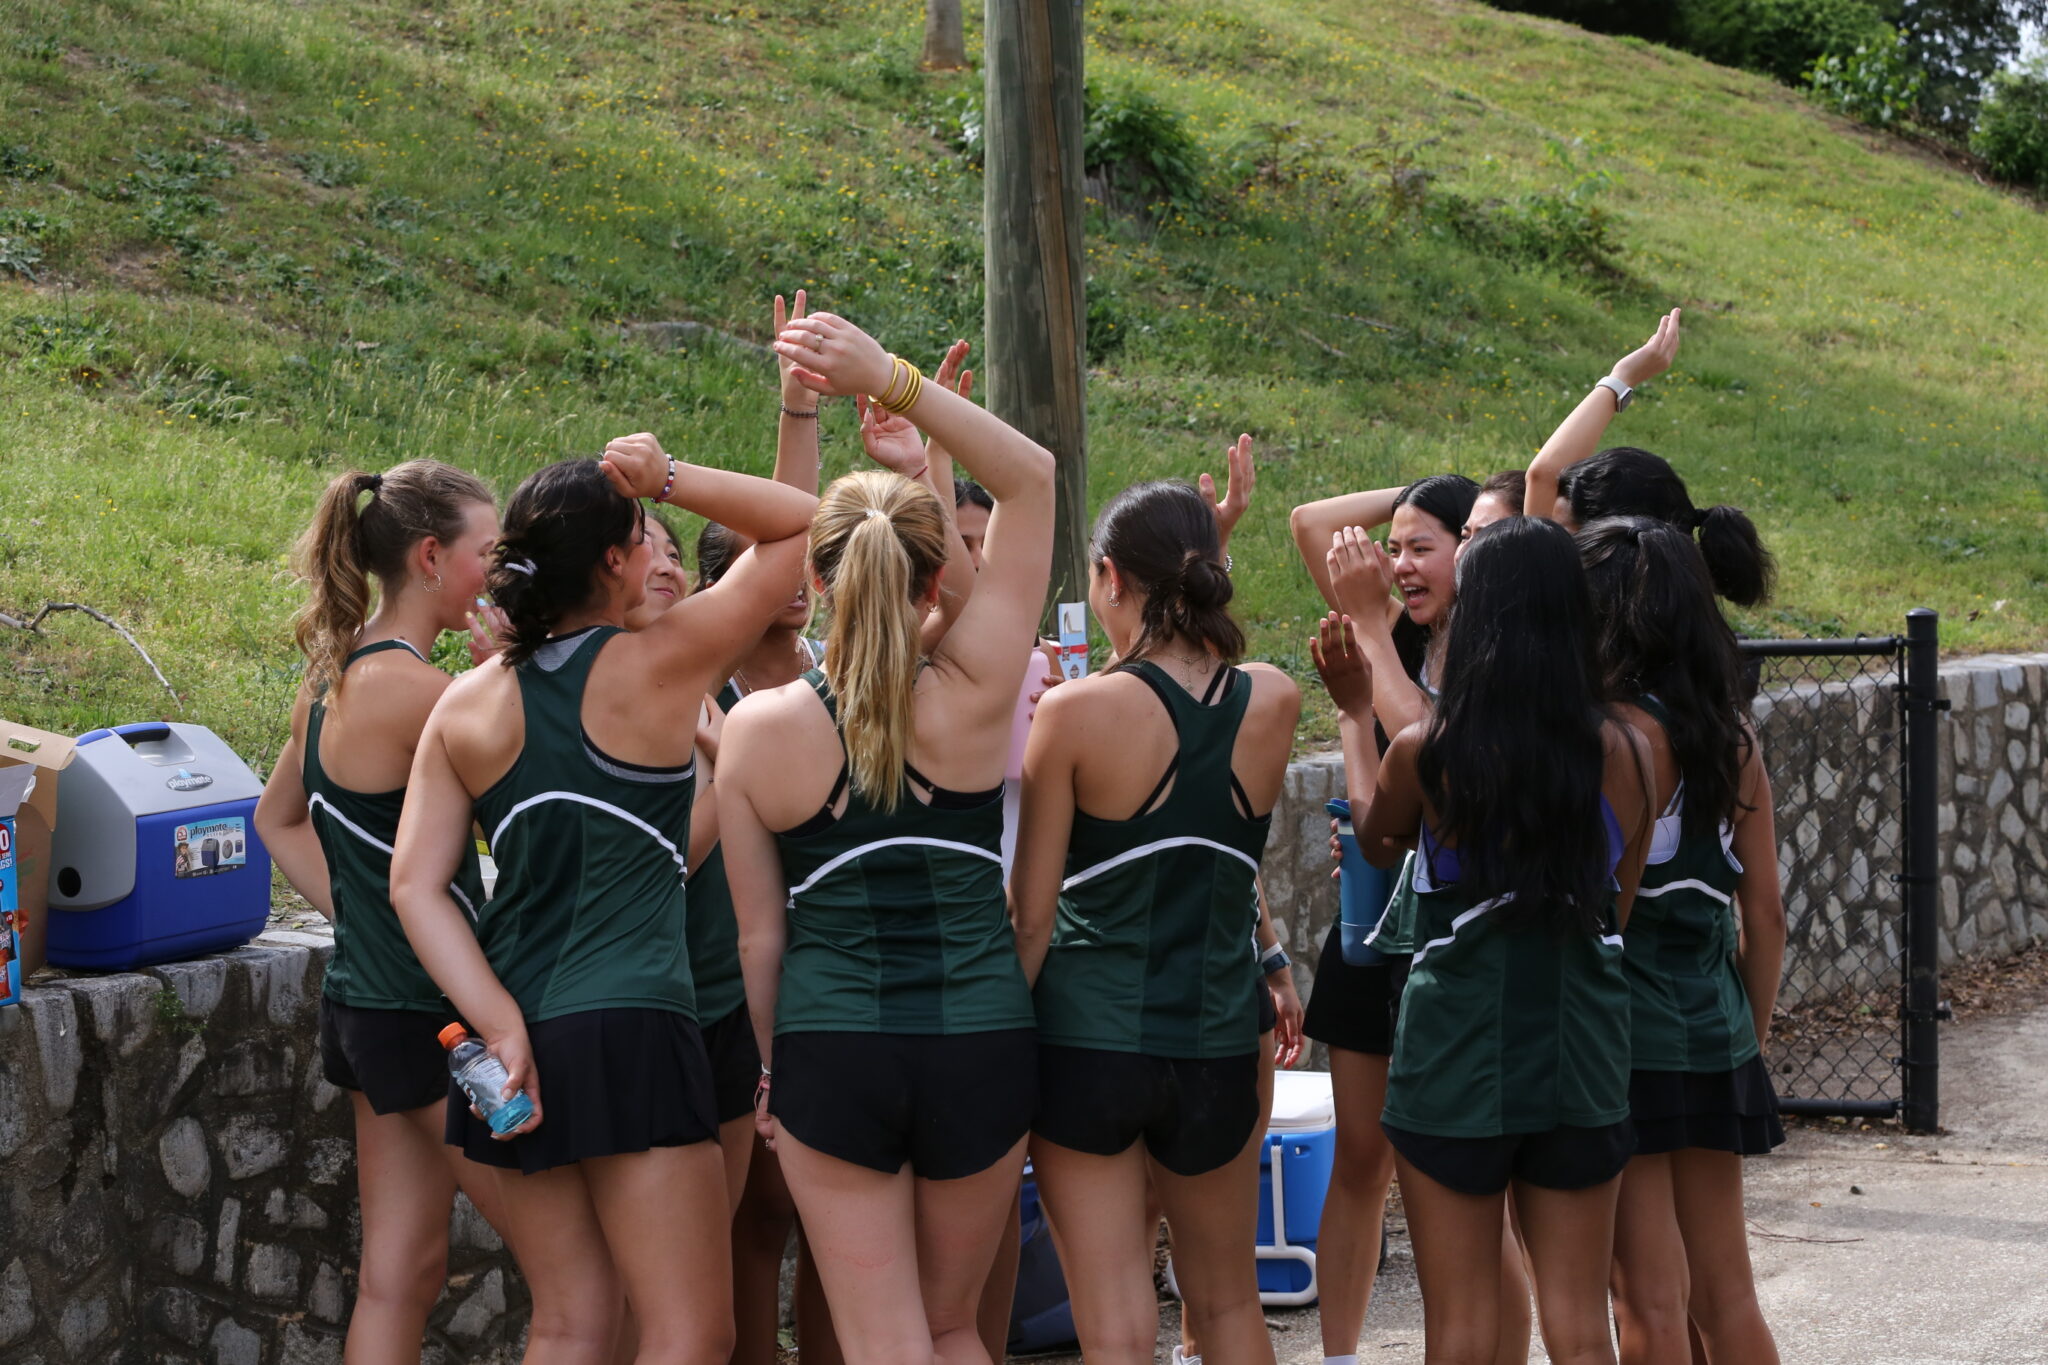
292,461,492,694
487,459,641,667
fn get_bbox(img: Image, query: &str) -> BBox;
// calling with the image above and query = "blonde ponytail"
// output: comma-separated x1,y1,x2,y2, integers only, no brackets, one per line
291,460,493,695
810,471,948,812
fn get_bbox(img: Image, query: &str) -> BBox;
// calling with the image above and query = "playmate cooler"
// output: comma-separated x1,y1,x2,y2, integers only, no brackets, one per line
1165,1070,1339,1307
1254,1069,1338,1304
45,723,271,970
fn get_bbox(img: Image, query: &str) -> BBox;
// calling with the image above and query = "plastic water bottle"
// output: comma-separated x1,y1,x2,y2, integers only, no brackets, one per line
439,1024,536,1134
1328,799,1390,966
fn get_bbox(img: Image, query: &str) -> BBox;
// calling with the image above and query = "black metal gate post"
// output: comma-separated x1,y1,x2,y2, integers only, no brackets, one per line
1900,608,1945,1133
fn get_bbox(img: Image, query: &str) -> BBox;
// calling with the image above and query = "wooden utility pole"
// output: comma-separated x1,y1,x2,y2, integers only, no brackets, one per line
983,0,1087,620
921,0,968,70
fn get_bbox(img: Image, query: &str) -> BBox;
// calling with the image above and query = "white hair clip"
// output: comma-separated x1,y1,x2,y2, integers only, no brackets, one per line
504,558,538,576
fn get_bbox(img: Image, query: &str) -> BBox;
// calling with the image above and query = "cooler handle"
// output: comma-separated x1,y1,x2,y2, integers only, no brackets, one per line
77,723,175,747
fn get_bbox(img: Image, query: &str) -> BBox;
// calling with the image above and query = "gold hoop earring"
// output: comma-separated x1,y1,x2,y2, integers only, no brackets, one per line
423,573,444,593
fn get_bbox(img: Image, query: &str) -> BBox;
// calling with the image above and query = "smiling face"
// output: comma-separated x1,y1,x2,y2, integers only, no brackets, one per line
1388,501,1459,628
1457,491,1516,566
622,515,682,631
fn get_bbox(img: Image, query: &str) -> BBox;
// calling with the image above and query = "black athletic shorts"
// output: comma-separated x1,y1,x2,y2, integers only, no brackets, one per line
1258,978,1277,1036
1382,1118,1636,1196
318,996,451,1116
450,1008,721,1174
1302,919,1410,1056
1629,1054,1785,1157
1033,1045,1262,1178
769,1029,1036,1180
701,1001,764,1124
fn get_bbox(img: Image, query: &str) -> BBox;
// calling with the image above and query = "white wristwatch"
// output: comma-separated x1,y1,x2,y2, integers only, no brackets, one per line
1596,375,1634,411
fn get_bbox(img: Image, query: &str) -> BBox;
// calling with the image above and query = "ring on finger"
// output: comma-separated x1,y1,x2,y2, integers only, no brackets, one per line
811,335,824,353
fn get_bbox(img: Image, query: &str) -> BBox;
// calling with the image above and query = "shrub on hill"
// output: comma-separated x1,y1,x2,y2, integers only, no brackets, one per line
1972,61,2048,190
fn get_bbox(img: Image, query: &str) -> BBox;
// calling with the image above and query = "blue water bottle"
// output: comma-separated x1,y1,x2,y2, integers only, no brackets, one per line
1328,799,1391,966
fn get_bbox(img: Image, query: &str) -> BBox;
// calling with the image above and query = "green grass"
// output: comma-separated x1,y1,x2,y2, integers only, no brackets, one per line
2,0,2045,764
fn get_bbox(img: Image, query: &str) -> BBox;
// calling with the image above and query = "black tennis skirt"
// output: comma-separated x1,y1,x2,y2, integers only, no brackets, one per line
1302,918,1409,1057
448,1007,721,1174
1629,1053,1785,1157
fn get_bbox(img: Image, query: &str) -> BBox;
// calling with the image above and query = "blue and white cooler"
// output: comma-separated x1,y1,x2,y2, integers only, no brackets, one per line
1253,1069,1338,1305
45,723,271,970
1166,1068,1339,1308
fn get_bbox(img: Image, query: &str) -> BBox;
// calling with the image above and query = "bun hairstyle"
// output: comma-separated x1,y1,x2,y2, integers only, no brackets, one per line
694,520,740,593
809,470,949,811
1576,516,1752,837
1559,447,1775,608
487,459,642,667
1425,516,1610,936
1089,480,1245,665
1477,469,1527,516
292,459,493,695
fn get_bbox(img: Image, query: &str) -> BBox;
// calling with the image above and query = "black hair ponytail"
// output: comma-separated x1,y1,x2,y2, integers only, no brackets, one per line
488,459,641,666
1563,447,1775,607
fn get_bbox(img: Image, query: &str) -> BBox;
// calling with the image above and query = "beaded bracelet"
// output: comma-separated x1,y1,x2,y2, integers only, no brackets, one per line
657,455,677,504
780,402,821,419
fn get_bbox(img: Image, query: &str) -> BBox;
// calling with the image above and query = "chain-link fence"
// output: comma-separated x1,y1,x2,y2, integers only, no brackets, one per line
1741,611,1943,1130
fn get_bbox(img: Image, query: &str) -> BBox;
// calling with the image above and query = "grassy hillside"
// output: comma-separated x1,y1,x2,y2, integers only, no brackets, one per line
2,0,2045,767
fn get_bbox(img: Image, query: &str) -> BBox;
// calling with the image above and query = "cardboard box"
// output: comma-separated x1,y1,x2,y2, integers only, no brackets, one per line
0,719,78,988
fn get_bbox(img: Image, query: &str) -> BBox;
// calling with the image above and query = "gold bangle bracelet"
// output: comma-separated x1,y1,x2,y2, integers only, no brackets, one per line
877,360,925,415
874,355,912,412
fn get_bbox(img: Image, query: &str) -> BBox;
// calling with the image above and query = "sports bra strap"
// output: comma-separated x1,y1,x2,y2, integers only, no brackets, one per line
343,638,428,669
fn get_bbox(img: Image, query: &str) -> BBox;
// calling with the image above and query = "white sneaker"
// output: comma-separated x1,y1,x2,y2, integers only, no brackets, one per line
1171,1349,1203,1365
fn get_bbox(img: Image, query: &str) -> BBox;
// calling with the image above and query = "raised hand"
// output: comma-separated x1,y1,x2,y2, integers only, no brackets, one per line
599,432,672,501
1327,526,1397,628
1611,307,1682,389
465,602,512,668
856,394,929,477
773,290,816,409
932,338,973,401
1199,434,1255,551
773,312,894,399
1310,611,1372,720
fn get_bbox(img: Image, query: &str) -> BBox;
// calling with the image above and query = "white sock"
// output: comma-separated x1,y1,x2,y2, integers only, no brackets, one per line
1171,1349,1202,1365
1325,1356,1360,1365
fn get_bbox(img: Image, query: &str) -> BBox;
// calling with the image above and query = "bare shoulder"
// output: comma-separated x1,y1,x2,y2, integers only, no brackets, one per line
1237,661,1302,709
722,677,830,769
432,658,515,747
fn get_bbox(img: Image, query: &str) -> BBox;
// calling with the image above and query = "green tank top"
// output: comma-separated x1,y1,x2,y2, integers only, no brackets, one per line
1623,696,1757,1073
772,669,1034,1037
472,627,699,1023
306,640,486,1012
687,640,826,1026
1383,804,1633,1137
1034,661,1271,1059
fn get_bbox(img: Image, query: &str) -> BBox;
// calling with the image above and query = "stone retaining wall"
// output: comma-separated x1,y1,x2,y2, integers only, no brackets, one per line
1262,652,2048,1026
0,935,525,1364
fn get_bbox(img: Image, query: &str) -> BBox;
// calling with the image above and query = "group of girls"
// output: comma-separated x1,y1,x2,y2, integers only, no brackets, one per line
1289,308,1789,1365
253,293,1786,1365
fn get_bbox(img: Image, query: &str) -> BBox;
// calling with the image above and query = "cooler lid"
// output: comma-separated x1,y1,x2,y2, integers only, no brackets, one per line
1268,1069,1335,1131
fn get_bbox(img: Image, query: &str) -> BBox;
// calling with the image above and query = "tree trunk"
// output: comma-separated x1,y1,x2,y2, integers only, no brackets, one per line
921,0,968,71
983,0,1087,626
